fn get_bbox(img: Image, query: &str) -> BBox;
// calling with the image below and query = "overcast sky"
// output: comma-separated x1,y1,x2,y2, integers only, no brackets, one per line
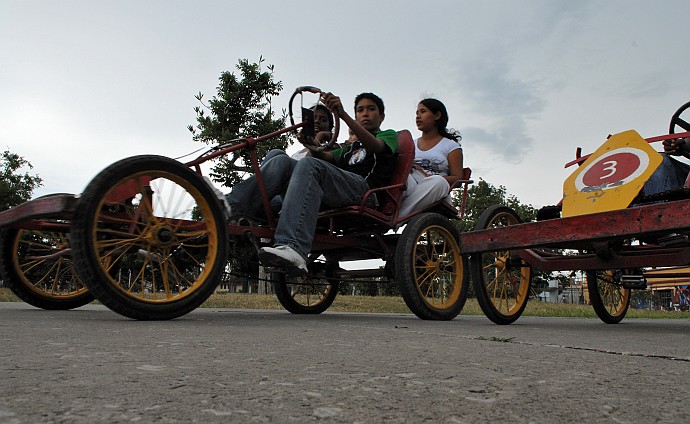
2,0,689,209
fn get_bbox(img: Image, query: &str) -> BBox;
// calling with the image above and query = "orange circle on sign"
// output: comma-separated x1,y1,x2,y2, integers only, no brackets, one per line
582,152,640,187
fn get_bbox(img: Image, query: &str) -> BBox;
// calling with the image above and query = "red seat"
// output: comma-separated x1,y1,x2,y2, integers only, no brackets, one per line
378,130,415,215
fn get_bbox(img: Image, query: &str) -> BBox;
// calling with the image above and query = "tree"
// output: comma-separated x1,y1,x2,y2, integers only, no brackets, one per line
454,178,537,232
188,57,290,188
188,57,290,294
0,150,43,211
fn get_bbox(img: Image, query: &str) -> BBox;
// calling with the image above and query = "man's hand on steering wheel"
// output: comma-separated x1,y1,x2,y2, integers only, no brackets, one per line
321,92,345,116
663,137,690,157
298,130,332,148
297,130,320,148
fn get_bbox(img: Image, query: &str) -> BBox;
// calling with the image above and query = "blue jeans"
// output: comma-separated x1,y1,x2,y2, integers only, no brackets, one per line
226,149,370,259
643,155,690,196
225,150,297,219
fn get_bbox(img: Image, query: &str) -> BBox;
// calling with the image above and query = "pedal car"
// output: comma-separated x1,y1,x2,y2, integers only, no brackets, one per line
0,87,474,321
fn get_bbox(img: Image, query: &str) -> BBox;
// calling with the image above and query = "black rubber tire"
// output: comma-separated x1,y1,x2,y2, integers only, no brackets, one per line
272,263,340,314
470,205,531,325
586,270,631,324
70,155,227,320
395,213,469,320
0,228,93,310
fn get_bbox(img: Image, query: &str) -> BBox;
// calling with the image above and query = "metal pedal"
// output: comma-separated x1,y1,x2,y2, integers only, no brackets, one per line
621,274,647,290
264,266,310,278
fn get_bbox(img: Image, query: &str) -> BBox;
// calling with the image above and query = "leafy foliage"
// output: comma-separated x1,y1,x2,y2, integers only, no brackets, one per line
0,150,42,211
188,57,290,188
454,178,537,232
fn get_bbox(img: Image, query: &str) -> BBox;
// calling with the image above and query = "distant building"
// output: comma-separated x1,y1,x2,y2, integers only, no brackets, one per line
645,267,690,311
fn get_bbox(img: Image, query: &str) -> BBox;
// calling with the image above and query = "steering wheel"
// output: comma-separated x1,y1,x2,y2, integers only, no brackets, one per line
288,86,340,149
669,100,690,134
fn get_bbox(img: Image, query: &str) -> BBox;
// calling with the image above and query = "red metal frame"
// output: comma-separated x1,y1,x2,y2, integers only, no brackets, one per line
0,194,76,230
460,199,690,271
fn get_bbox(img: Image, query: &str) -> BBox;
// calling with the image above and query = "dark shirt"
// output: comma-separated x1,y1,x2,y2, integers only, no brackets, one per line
332,129,399,188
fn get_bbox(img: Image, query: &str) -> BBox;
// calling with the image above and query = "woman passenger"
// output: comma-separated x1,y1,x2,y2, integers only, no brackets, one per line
398,98,464,217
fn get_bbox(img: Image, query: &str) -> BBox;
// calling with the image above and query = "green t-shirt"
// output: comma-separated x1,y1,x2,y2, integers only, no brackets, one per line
331,129,399,189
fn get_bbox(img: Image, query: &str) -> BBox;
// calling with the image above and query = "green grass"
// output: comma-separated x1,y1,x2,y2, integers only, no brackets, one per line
203,292,690,319
1,287,687,319
0,288,20,303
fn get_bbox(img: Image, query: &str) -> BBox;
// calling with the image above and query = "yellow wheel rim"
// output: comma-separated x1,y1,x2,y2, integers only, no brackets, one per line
13,229,88,300
90,171,222,304
481,210,530,317
412,225,463,310
286,276,335,308
482,251,530,316
595,270,630,318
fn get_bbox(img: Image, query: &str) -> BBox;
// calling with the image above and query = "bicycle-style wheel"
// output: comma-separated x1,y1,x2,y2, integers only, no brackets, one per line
0,227,92,310
586,269,631,324
71,155,227,320
273,262,340,314
470,205,531,324
395,213,469,320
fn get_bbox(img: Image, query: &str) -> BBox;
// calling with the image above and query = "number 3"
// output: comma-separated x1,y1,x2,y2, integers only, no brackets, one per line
600,160,617,179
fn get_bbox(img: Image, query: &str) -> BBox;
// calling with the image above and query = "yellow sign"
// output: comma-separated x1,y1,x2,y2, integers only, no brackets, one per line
562,130,662,217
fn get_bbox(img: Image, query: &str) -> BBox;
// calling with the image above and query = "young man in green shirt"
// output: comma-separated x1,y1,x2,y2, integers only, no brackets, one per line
226,92,398,275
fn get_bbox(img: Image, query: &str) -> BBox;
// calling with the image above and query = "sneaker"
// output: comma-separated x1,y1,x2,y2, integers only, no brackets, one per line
203,176,232,219
258,245,308,276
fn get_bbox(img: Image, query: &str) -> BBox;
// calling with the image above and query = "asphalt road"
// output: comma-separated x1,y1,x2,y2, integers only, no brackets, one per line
1,302,689,423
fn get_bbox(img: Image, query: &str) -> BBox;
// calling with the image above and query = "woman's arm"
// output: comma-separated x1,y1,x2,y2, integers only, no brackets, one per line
444,148,464,185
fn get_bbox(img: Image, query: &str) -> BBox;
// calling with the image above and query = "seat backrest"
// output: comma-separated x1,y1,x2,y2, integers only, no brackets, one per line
378,130,415,214
391,129,415,191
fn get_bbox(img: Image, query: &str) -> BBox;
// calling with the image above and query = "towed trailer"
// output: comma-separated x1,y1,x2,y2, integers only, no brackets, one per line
461,101,690,324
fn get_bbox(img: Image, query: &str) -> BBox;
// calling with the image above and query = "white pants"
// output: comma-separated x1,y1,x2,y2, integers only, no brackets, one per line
399,172,450,217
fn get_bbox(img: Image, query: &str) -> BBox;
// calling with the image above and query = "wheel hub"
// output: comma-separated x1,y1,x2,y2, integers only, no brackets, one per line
152,225,175,246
